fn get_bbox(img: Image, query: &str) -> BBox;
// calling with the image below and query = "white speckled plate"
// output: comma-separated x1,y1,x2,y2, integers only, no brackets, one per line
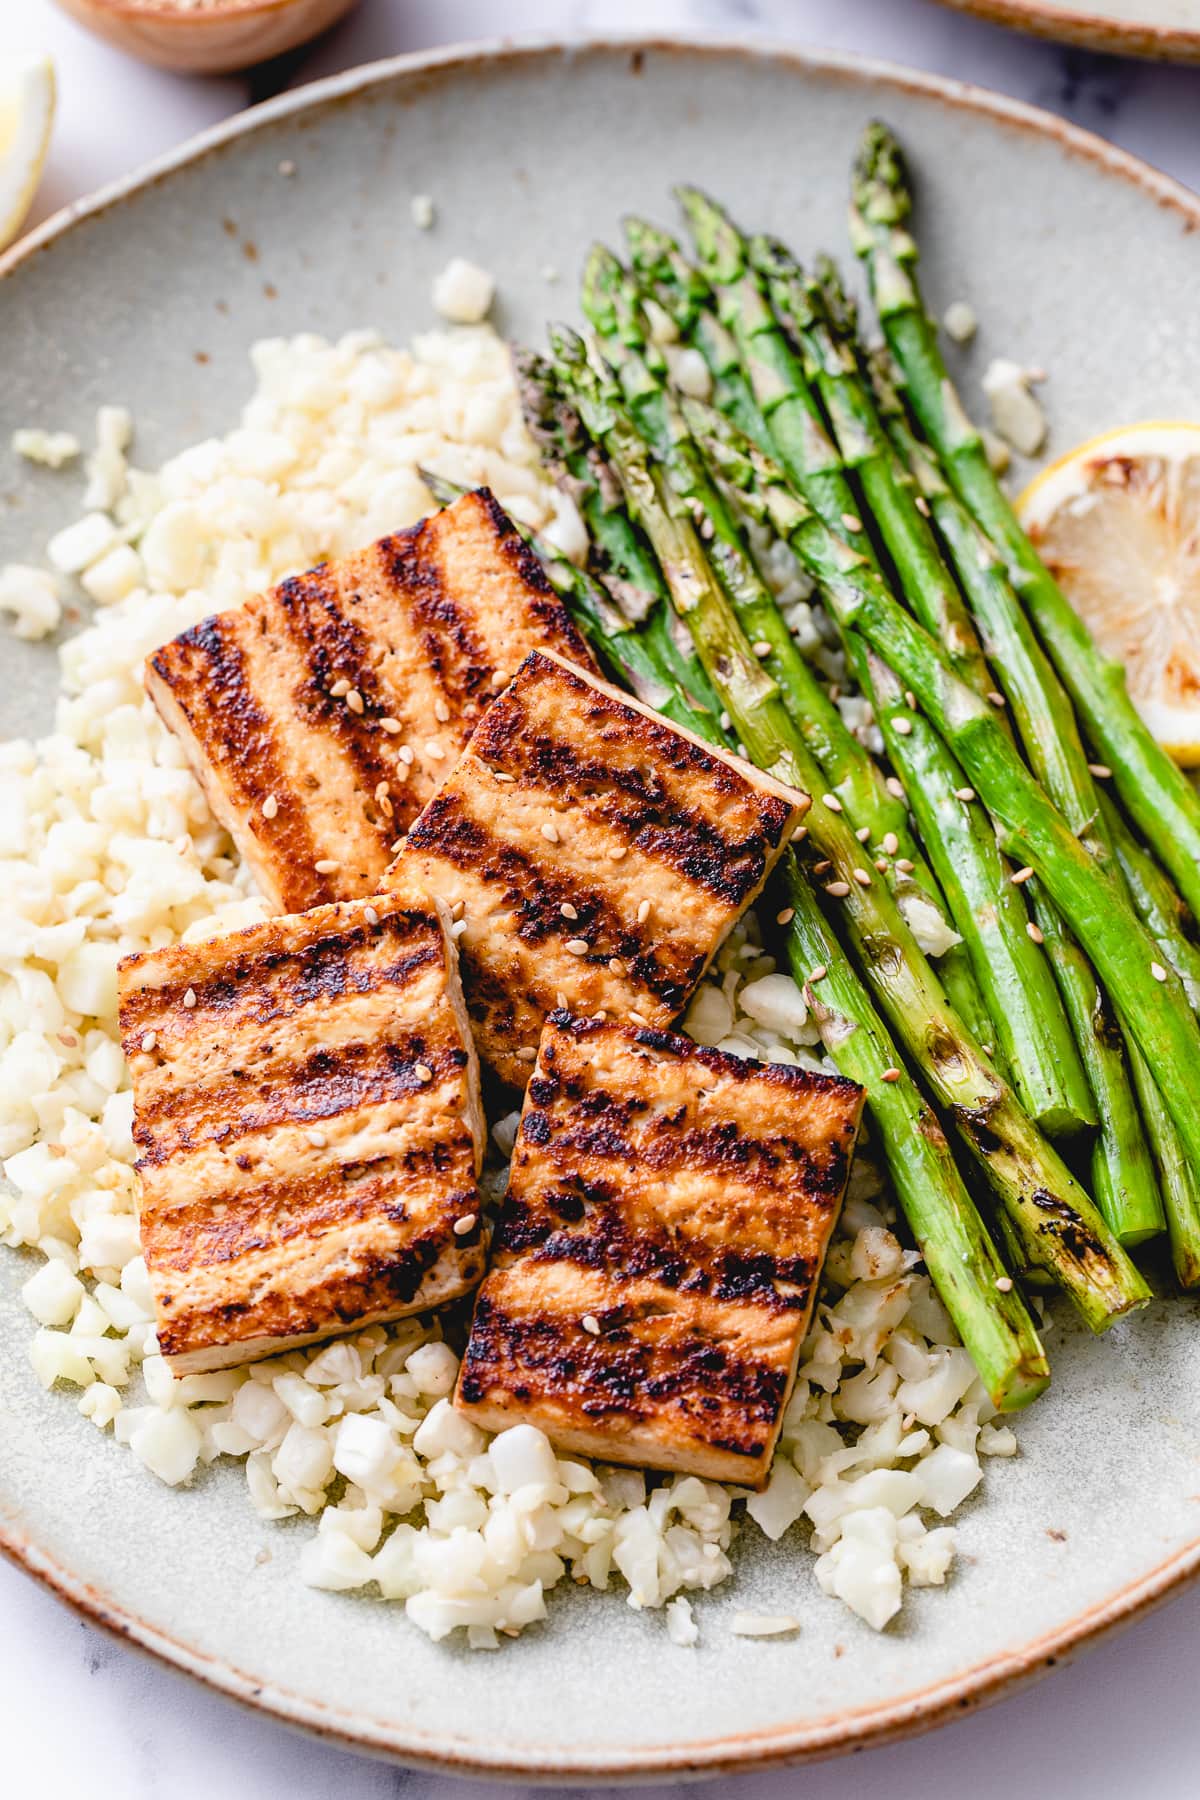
928,0,1200,61
2,36,1200,1782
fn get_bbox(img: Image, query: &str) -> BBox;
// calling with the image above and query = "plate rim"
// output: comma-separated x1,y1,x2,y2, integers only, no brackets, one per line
926,0,1200,61
3,30,1200,1780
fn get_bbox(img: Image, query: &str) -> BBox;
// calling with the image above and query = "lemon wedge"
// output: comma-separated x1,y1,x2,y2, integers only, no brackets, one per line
0,56,56,254
1018,421,1200,767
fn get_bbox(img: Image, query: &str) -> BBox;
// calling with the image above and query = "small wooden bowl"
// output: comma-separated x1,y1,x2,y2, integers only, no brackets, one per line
51,0,362,75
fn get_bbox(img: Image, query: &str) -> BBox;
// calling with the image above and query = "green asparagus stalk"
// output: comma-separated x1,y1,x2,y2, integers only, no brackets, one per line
863,349,1189,1257
554,334,1147,1330
796,295,1162,1243
1100,795,1200,1014
850,120,1200,921
691,397,1200,1201
675,191,1092,1138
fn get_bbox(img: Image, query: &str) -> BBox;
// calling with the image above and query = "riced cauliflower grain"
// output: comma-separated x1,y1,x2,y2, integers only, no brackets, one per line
13,428,80,468
432,257,495,324
0,318,1014,1648
982,358,1047,457
943,301,977,345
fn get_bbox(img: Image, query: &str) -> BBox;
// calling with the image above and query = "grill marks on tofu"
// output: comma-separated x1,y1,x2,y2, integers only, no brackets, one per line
144,490,594,915
455,1016,864,1487
392,651,807,1086
119,889,486,1374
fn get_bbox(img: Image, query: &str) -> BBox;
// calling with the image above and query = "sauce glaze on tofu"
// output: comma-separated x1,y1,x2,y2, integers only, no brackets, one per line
144,490,595,915
454,1014,865,1487
118,886,486,1374
389,650,808,1087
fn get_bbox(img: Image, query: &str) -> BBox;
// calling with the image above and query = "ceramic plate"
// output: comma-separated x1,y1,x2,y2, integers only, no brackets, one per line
928,0,1200,62
2,36,1200,1781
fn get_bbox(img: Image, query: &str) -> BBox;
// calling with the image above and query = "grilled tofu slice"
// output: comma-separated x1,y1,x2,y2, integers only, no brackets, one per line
455,1014,865,1487
118,883,487,1374
388,650,808,1087
144,490,595,916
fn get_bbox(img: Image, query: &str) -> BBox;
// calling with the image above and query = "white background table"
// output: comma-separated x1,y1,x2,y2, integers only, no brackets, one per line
3,2,1199,1795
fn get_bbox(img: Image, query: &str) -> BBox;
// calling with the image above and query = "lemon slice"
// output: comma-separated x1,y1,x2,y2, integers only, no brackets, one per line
0,57,56,254
1018,421,1200,767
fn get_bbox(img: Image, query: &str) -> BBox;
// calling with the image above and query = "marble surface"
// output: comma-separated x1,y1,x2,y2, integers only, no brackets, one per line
3,2,1200,1796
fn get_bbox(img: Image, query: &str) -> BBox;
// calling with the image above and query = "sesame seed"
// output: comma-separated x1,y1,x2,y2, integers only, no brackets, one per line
794,825,808,842
424,739,446,760
183,988,197,1009
853,868,871,887
987,690,1006,708
391,837,407,854
628,1009,648,1026
881,1067,901,1083
140,1031,157,1053
855,825,871,843
892,716,913,736
556,991,569,1010
262,793,279,819
565,938,589,956
813,860,832,876
1151,961,1168,983
346,689,365,714
541,822,560,844
1027,922,1044,945
608,845,628,862
492,667,510,687
825,880,851,898
399,744,415,765
915,495,931,517
720,711,732,732
886,777,905,799
637,899,651,925
996,1275,1014,1292
493,770,515,783
608,957,626,976
314,858,339,874
821,793,843,813
375,780,390,800
560,902,579,921
516,1046,537,1061
453,1214,478,1236
451,899,465,921
954,787,976,803
364,905,380,926
809,965,827,983
1010,866,1034,885
882,832,899,856
330,678,351,698
414,1063,434,1082
434,698,451,722
875,858,890,872
380,716,402,734
904,690,916,710
306,1129,327,1149
1088,762,1112,779
752,640,772,658
841,512,863,533
581,1314,601,1336
896,857,915,873
776,907,795,925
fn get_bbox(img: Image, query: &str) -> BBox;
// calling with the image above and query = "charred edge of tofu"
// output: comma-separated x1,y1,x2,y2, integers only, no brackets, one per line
455,1015,865,1476
119,895,485,1363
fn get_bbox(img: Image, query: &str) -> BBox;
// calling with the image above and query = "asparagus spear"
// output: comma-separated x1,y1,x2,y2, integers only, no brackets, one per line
850,120,1200,921
691,397,1200,1202
554,333,1147,1330
1101,795,1200,1013
862,345,1197,1260
792,293,1162,1244
674,192,1092,1139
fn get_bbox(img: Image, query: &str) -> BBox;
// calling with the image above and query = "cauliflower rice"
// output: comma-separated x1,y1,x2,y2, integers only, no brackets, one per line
0,318,1018,1648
